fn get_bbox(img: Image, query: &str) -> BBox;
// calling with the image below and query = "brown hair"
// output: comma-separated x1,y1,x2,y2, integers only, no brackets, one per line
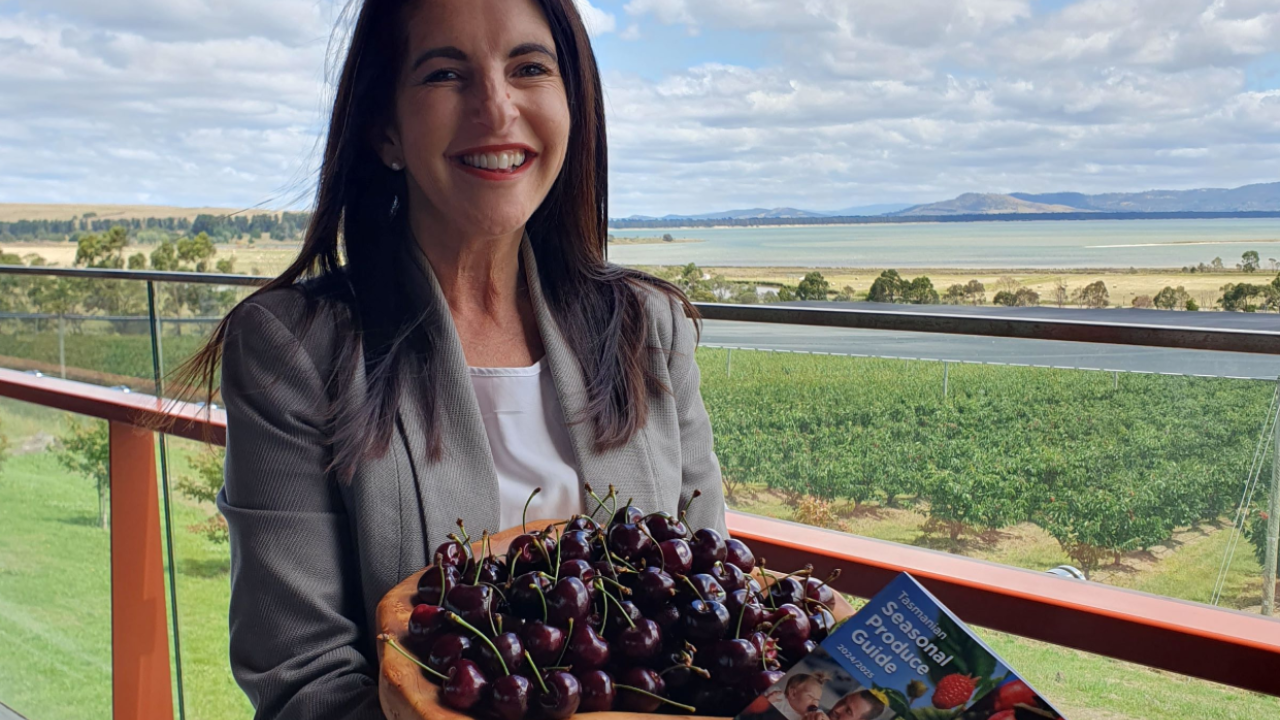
171,0,696,481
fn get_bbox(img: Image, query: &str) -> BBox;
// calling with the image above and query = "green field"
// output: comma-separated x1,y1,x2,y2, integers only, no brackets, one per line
2,340,1279,718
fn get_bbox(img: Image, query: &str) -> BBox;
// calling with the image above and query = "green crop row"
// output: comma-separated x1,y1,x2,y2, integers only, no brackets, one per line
697,347,1276,572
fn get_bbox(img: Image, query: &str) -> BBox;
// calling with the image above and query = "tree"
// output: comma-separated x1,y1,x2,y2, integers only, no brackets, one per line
1013,287,1040,306
1051,278,1069,308
992,290,1015,307
902,276,939,304
833,285,856,302
1153,286,1190,310
867,270,906,303
177,447,229,544
1073,281,1110,309
995,276,1020,295
963,279,986,305
1241,250,1260,273
1186,299,1200,311
942,284,966,304
1219,283,1264,311
776,286,796,301
1131,295,1154,309
795,271,830,301
55,418,110,529
1211,256,1224,271
662,233,674,242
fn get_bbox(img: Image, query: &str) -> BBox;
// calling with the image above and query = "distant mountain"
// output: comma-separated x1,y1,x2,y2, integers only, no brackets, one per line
889,193,1086,217
1011,182,1280,212
824,203,913,216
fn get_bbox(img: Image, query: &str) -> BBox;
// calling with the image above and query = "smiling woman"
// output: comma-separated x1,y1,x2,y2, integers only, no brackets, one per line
168,0,728,718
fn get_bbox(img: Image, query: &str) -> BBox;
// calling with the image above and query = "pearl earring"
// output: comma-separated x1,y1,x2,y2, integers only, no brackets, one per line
390,161,403,171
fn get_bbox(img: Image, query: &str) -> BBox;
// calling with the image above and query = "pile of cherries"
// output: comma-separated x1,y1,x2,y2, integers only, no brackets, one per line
380,486,842,720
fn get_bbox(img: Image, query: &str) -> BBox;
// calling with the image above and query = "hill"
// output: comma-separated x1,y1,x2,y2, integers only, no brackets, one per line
890,193,1085,216
1011,181,1280,213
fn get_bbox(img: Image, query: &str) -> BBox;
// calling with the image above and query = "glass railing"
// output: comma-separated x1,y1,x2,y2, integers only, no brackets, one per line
1,264,1278,719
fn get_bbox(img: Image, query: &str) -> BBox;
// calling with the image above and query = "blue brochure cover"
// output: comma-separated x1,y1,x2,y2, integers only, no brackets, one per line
737,573,1066,720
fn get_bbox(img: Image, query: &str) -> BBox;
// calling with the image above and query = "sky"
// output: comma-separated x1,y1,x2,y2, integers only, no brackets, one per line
0,0,1277,217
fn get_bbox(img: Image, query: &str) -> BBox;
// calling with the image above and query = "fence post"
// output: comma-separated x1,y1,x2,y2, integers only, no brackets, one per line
1264,385,1280,616
726,348,732,378
58,313,66,379
943,361,950,400
1114,371,1119,391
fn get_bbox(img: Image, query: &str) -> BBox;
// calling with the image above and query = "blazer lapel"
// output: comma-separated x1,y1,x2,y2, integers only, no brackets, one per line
396,241,503,551
520,237,663,516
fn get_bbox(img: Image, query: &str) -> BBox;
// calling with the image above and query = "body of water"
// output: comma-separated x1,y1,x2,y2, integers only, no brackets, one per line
606,218,1280,268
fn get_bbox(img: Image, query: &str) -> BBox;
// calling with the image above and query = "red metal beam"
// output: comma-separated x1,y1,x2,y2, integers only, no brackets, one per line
109,421,175,720
0,368,225,444
729,511,1280,697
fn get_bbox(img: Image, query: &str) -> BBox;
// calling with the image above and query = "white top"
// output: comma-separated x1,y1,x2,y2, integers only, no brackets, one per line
468,359,583,529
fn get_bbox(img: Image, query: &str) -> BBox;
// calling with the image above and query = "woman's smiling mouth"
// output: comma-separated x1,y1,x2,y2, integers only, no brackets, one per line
452,144,537,181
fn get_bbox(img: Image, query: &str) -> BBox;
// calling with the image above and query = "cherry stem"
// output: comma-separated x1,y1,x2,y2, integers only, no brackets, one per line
807,598,833,613
479,582,509,603
659,664,710,679
780,564,814,584
472,531,488,585
596,575,631,594
821,568,842,588
599,581,610,629
446,612,510,676
679,575,706,603
596,535,620,579
431,564,447,606
757,559,777,610
585,484,610,521
554,530,563,582
601,589,636,628
638,524,664,571
447,533,473,563
610,553,639,572
524,651,549,694
522,487,542,535
766,615,797,639
680,490,702,518
378,633,448,681
735,596,750,638
615,685,697,713
529,582,549,624
556,618,574,667
455,520,475,561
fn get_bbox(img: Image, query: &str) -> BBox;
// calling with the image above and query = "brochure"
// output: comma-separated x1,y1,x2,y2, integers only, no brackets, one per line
737,573,1066,720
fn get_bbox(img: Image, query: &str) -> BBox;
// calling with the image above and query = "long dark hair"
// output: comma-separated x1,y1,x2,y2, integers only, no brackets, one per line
174,0,697,482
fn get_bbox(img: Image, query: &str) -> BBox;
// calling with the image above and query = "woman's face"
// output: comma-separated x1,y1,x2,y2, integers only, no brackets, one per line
382,0,571,241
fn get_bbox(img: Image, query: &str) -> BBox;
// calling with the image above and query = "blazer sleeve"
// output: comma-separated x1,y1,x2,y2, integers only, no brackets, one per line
215,299,384,720
666,297,730,536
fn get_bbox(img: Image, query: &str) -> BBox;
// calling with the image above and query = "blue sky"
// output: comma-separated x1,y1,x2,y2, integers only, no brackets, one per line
0,0,1278,217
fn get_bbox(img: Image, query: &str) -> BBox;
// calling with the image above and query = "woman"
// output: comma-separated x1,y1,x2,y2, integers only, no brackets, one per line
177,0,727,717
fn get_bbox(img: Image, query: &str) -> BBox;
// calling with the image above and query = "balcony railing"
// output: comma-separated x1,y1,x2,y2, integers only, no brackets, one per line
2,264,1280,719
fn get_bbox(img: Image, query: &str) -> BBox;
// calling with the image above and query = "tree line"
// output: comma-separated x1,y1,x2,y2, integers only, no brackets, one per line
0,211,311,244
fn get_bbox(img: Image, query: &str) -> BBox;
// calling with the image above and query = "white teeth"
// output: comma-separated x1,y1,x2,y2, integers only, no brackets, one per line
461,150,528,171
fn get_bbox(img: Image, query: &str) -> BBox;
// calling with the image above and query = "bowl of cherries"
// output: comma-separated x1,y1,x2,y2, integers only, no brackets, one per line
377,487,852,720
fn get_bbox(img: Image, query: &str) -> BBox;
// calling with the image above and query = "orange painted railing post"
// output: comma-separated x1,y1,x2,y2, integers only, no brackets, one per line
109,421,175,720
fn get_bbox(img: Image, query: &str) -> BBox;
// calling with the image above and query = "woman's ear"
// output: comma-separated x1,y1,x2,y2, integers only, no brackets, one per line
372,122,405,170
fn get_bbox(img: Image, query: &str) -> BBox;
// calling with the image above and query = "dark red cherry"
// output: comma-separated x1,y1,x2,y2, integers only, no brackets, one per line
603,600,644,638
724,538,756,573
557,558,597,585
408,604,447,651
577,669,616,713
434,540,468,568
805,575,835,608
564,621,611,671
649,602,682,631
565,515,602,534
445,583,494,628
780,639,819,665
608,523,654,561
546,576,590,628
747,631,780,668
632,566,677,608
520,620,566,668
476,632,526,678
427,633,473,676
809,606,836,642
508,571,552,621
507,533,552,575
769,604,811,645
615,667,666,713
683,599,731,641
617,617,663,660
680,573,727,604
441,658,488,711
643,511,689,542
489,674,531,720
559,530,594,562
417,564,461,606
711,562,748,593
611,505,644,526
463,556,508,586
535,670,581,720
707,638,760,681
770,576,807,607
657,539,694,575
690,528,728,572
749,669,786,695
737,601,771,638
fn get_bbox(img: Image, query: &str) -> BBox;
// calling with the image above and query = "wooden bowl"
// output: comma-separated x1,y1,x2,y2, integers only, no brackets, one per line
377,521,855,720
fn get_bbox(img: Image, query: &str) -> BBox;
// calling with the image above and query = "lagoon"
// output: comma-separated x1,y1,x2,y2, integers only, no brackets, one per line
605,217,1280,269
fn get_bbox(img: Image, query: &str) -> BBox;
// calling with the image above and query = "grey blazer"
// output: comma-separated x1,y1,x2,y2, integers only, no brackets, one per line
215,236,728,719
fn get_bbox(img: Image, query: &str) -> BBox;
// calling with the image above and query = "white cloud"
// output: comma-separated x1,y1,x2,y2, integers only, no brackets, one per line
574,0,618,37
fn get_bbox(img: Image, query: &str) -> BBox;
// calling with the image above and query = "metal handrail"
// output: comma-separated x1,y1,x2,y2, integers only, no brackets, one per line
3,263,1280,354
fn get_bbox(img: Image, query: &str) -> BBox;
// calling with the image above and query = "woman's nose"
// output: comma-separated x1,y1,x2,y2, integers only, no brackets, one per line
471,72,518,132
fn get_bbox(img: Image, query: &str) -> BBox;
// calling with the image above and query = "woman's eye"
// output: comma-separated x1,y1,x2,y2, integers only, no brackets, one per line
516,63,551,78
423,69,460,84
